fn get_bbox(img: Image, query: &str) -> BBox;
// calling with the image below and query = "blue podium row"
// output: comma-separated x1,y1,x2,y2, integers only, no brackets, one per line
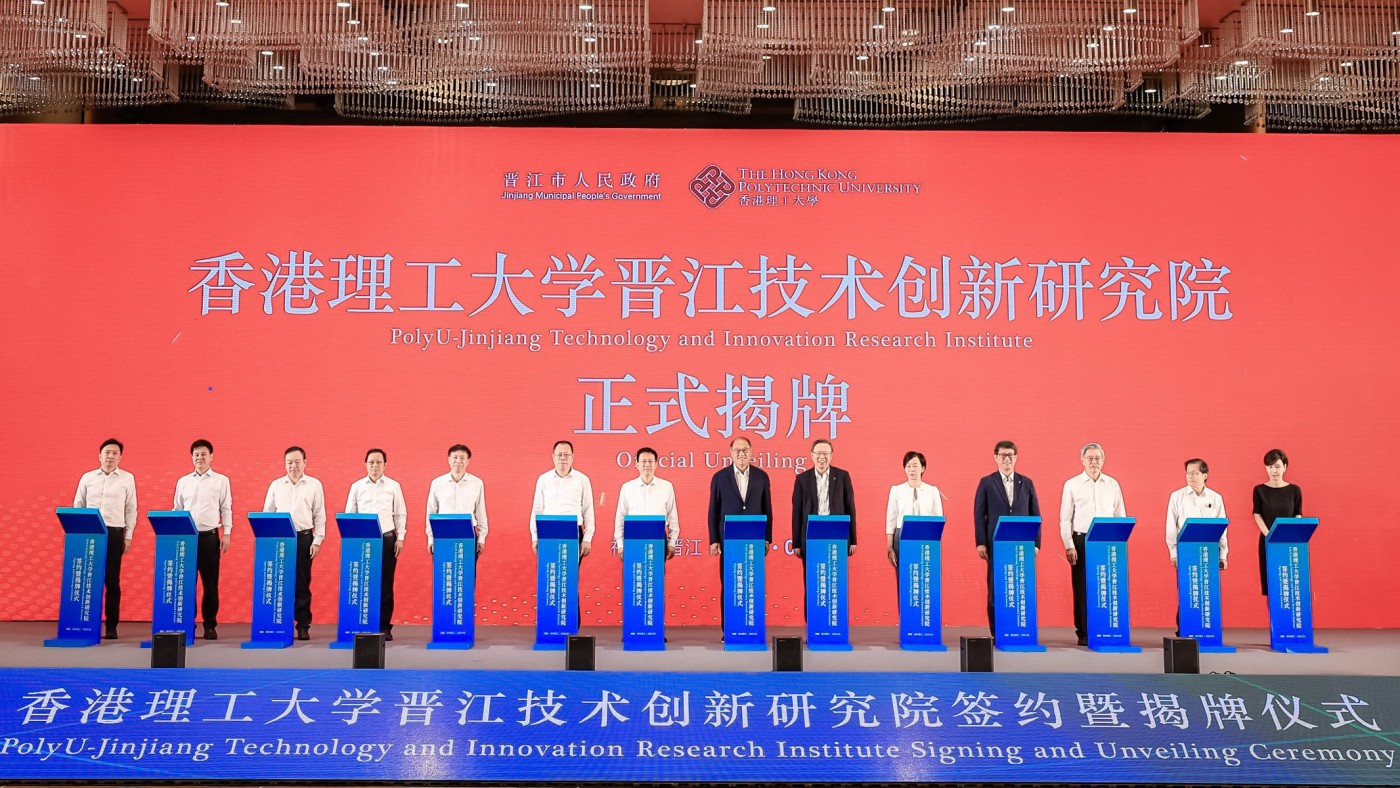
46,511,1326,654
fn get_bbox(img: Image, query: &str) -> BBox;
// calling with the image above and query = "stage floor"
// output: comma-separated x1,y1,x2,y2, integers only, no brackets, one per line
5,622,1396,675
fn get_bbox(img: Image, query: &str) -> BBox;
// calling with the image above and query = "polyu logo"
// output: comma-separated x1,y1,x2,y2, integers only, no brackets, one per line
689,164,736,208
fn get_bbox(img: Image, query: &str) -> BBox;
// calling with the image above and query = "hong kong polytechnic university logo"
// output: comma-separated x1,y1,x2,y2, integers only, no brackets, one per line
690,164,736,208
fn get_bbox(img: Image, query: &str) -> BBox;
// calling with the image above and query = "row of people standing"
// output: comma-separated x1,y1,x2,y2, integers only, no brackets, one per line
72,436,1303,644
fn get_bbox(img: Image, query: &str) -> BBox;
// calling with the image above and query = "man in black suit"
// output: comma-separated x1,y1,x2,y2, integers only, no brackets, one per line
791,439,857,606
707,436,773,626
972,440,1041,634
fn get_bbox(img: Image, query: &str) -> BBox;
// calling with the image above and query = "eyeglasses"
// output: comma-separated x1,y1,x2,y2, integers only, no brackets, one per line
813,451,832,457
996,453,1016,460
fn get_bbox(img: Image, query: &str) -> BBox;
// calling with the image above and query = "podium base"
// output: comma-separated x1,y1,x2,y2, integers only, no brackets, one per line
533,641,568,651
995,642,1048,652
806,640,854,652
623,639,666,651
427,640,475,650
1089,643,1143,653
1197,644,1237,653
899,641,949,652
723,640,767,651
141,635,195,649
44,637,100,648
330,639,361,650
241,639,293,649
1273,643,1328,654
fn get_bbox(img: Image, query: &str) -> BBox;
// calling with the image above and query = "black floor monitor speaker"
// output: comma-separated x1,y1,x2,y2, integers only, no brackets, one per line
960,636,994,672
151,632,186,668
1163,637,1200,674
772,637,803,672
353,633,386,669
566,635,596,671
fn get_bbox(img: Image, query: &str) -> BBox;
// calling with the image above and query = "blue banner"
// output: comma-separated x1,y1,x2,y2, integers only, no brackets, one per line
804,515,851,651
1266,517,1327,654
428,515,477,650
333,514,384,650
244,513,296,650
722,515,767,651
991,517,1044,652
621,516,667,651
44,508,108,649
144,512,199,648
534,515,580,651
897,516,946,651
1176,518,1234,653
1085,517,1139,654
1,668,1397,784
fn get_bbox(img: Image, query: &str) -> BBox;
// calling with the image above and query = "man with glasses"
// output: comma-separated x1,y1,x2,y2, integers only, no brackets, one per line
706,436,773,629
262,446,326,641
345,448,407,641
1059,442,1126,646
531,440,595,557
973,440,1041,634
791,439,857,613
1166,458,1227,634
612,447,680,559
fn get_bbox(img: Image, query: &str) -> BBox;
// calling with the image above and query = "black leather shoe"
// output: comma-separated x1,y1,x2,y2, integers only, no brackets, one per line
102,627,118,640
1076,636,1088,647
203,627,218,641
384,631,394,642
296,627,310,641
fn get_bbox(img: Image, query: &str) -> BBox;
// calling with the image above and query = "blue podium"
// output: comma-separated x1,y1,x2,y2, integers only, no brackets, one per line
142,511,199,648
1266,517,1327,654
722,515,768,651
621,516,667,651
428,514,477,650
534,514,580,650
897,516,947,651
991,516,1045,652
804,515,852,651
331,513,383,650
243,512,296,649
44,508,109,648
1176,518,1234,653
1085,517,1140,653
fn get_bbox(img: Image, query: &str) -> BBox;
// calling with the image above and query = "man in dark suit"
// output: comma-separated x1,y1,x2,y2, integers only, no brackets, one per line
972,440,1040,634
707,436,773,626
791,439,857,590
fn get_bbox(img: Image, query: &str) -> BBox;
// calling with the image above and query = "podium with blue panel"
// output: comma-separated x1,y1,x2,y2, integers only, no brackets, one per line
991,516,1045,652
331,513,383,650
534,514,580,650
428,514,477,650
44,508,109,648
1085,517,1140,653
621,516,667,651
722,515,768,651
243,512,296,649
1176,518,1234,653
142,511,199,648
1265,517,1327,654
897,516,946,651
804,515,852,651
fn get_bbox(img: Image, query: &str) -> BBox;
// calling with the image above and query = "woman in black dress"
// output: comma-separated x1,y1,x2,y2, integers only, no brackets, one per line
1252,448,1303,596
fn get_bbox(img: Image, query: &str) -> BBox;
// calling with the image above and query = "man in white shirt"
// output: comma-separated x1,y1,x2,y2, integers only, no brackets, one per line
172,439,233,640
612,447,680,559
425,443,488,556
346,448,408,640
1059,442,1126,646
530,440,594,555
1166,458,1228,568
262,446,326,641
73,438,137,640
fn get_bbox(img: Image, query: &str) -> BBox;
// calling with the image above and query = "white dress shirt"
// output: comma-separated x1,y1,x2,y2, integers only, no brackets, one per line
734,466,750,501
1002,473,1016,507
1059,471,1126,548
613,476,680,551
346,475,408,541
74,467,138,538
425,471,488,548
531,469,595,543
815,470,831,516
262,475,327,545
885,482,944,535
172,469,233,534
1165,485,1228,561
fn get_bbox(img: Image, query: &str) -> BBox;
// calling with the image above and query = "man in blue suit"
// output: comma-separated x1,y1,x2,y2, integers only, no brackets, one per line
707,436,773,627
972,440,1040,633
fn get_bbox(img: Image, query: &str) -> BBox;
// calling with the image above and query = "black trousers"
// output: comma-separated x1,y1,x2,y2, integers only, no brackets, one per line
1071,532,1088,638
380,534,398,632
197,529,222,628
295,530,315,629
985,547,996,633
104,526,124,628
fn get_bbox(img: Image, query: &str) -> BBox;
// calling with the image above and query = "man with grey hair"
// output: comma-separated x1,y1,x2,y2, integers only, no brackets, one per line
1059,442,1126,646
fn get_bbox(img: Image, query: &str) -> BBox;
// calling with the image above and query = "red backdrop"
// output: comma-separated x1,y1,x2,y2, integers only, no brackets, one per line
1,125,1395,629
